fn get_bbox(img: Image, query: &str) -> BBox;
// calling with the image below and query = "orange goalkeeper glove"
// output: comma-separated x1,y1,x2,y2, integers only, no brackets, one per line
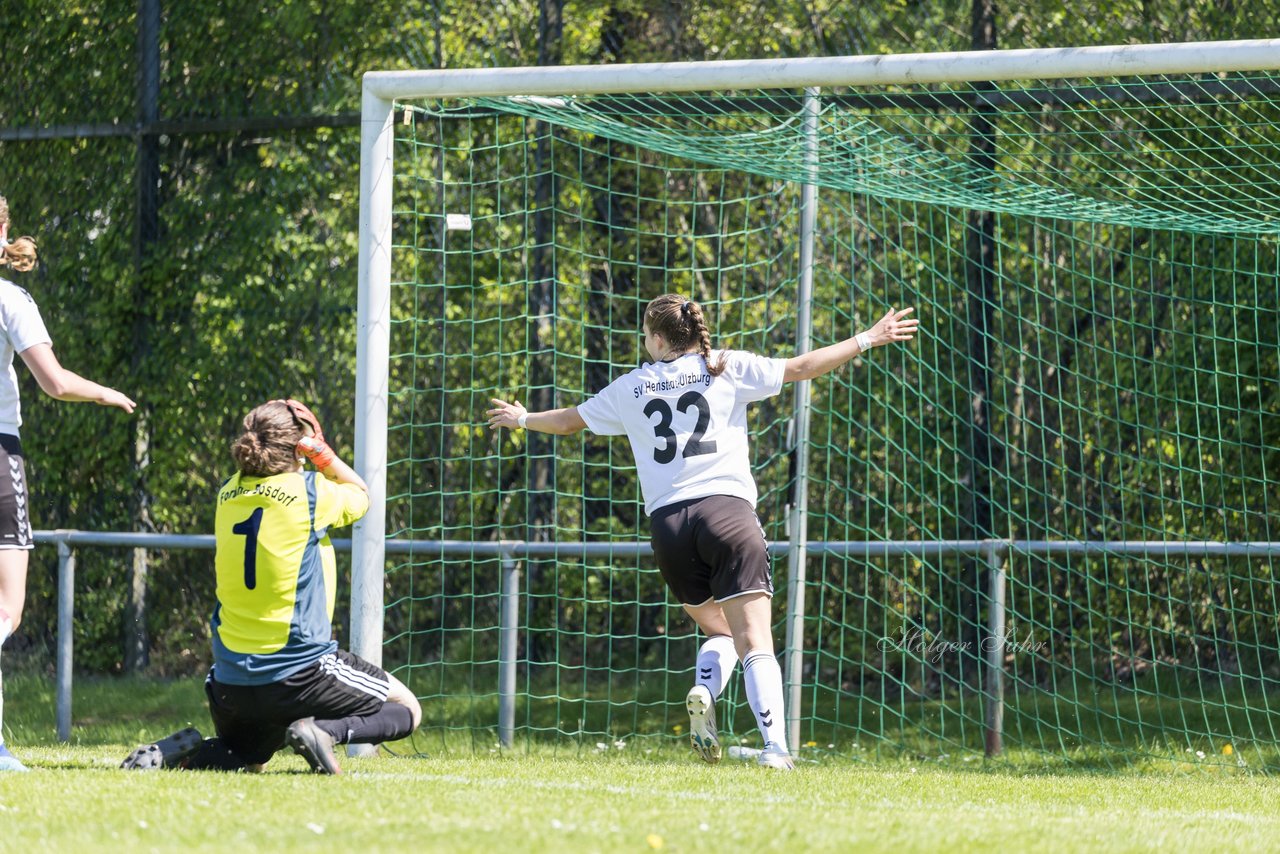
275,398,325,444
297,436,336,470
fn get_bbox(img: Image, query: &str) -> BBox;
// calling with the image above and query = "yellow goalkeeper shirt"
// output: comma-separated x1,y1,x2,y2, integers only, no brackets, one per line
211,469,369,685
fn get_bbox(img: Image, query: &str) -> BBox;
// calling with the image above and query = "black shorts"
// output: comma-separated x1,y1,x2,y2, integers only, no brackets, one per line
0,434,33,550
649,494,774,606
206,649,392,765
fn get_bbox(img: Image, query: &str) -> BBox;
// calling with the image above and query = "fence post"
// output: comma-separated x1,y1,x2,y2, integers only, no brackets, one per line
983,541,1006,757
56,537,75,742
498,550,520,748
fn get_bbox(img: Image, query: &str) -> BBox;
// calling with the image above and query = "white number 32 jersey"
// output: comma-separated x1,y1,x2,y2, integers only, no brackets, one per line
576,350,786,515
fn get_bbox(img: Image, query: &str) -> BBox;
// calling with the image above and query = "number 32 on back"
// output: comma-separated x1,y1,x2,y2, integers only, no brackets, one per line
644,391,717,463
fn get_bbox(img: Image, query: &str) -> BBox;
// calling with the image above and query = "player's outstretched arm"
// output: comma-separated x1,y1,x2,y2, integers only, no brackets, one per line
18,343,136,412
783,307,918,383
486,398,586,436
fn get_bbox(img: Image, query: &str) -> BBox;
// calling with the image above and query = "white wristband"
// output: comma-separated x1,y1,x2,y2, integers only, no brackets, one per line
856,331,874,352
517,413,528,429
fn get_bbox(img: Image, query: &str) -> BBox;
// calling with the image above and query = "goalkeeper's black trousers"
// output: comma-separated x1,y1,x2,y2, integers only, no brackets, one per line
314,703,415,745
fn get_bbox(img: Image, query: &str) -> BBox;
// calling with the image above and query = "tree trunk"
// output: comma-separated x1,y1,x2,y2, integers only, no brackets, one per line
522,0,565,667
125,0,162,673
947,0,1001,693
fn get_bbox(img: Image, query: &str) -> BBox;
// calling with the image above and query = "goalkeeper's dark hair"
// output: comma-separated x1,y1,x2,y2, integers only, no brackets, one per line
644,294,727,377
232,401,303,477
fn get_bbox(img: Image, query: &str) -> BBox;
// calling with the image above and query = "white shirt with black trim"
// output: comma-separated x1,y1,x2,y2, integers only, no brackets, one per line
0,278,51,436
576,349,786,515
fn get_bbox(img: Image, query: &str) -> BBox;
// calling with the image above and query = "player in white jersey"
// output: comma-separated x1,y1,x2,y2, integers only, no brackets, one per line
0,197,137,771
488,294,918,770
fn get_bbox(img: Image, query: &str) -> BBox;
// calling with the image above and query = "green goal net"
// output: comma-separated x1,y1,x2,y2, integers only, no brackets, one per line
380,67,1280,772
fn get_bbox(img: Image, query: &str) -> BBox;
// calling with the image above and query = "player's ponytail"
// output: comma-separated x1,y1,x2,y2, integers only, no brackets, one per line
231,402,304,477
686,300,727,377
0,236,39,273
0,197,39,273
644,294,727,377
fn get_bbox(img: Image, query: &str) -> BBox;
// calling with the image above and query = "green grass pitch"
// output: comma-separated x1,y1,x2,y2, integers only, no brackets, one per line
2,674,1278,852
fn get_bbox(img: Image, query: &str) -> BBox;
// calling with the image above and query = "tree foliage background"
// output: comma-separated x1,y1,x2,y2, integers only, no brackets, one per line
0,0,1273,689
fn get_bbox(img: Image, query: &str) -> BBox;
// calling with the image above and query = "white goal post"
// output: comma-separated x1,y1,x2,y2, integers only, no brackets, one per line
353,39,1280,752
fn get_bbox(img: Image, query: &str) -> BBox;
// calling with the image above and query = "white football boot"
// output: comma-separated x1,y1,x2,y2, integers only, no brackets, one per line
0,743,28,772
685,685,721,765
757,741,795,770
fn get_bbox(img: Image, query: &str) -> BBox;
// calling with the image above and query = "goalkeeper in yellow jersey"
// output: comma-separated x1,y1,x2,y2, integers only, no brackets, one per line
124,399,420,774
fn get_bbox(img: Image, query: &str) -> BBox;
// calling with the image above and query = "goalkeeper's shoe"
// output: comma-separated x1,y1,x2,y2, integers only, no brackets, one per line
757,741,795,771
0,743,29,772
685,684,721,765
286,718,342,775
121,727,204,770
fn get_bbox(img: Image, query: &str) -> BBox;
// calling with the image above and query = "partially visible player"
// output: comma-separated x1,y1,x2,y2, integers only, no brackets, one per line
123,399,420,774
487,295,918,770
0,197,136,772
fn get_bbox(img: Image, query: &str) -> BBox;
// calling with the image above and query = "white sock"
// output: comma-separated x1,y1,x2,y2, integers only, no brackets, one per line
694,635,737,701
742,649,787,751
0,609,9,748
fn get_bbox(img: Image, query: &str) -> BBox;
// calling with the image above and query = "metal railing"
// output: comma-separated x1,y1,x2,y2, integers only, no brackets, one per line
40,530,1280,752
